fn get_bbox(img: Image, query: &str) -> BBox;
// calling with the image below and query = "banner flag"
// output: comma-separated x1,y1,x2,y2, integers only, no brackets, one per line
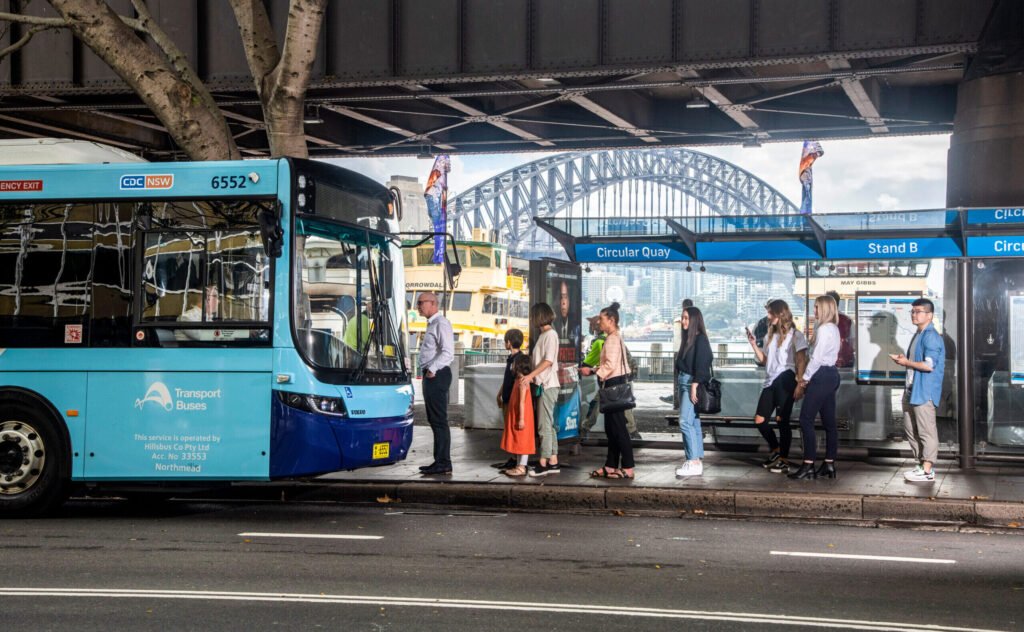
423,155,451,264
799,140,824,215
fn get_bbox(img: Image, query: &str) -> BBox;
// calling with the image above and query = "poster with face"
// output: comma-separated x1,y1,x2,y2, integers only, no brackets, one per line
529,259,582,440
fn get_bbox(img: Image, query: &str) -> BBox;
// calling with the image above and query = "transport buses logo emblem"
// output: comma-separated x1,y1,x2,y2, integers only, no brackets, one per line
135,382,174,411
120,174,174,190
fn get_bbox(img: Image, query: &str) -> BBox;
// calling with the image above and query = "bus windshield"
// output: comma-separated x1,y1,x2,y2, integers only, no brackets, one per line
293,218,403,374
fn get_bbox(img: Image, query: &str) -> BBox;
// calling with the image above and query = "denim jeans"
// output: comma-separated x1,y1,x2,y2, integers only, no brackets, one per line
677,372,704,460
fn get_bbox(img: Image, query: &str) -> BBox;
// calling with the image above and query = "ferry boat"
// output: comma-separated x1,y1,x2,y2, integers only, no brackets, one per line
403,229,529,352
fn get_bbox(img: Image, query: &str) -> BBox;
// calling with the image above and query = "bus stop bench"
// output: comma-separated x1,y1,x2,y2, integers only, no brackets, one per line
664,415,850,431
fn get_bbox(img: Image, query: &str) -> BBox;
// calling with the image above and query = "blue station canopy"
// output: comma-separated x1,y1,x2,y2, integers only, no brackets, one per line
535,207,1024,263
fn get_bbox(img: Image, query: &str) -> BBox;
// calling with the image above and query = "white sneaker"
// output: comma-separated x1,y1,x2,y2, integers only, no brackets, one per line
675,461,703,477
904,468,935,482
904,464,925,477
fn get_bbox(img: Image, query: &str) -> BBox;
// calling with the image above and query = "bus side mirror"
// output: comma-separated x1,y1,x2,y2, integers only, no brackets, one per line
259,207,283,258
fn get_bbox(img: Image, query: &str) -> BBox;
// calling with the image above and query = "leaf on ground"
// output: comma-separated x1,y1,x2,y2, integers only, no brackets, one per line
655,564,661,569
612,510,625,516
693,509,706,515
1008,522,1021,528
970,495,989,500
376,494,400,504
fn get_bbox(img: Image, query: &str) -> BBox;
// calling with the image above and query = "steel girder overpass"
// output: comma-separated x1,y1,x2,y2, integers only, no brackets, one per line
0,0,1003,158
449,147,799,257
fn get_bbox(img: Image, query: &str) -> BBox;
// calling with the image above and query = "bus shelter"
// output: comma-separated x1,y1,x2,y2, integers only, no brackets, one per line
537,208,1024,469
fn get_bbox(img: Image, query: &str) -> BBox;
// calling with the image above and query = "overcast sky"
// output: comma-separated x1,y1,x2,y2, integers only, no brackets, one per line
330,133,952,214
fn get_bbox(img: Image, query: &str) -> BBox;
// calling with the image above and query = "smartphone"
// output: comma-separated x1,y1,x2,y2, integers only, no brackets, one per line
745,326,753,338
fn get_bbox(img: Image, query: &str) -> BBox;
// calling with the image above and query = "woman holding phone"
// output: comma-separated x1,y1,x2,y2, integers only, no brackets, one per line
745,299,808,474
789,295,842,480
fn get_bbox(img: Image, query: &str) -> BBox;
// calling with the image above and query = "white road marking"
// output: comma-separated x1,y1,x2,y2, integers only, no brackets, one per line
771,551,956,564
238,532,382,540
0,588,1000,631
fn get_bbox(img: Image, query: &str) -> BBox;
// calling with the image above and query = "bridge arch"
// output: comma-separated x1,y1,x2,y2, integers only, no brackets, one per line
449,148,799,255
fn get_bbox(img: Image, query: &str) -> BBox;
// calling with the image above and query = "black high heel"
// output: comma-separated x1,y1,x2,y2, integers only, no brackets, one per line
788,462,817,480
816,461,837,479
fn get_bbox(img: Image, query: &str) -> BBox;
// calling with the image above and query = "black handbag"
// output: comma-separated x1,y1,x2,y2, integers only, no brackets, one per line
599,337,636,413
695,365,722,415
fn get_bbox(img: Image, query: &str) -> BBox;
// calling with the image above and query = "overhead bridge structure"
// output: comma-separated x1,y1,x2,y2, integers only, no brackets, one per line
449,147,798,256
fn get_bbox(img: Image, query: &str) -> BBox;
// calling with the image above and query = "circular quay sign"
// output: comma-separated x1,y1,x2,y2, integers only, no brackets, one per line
535,207,1024,264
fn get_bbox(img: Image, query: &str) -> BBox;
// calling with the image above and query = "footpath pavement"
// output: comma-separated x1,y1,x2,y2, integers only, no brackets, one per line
230,425,1024,531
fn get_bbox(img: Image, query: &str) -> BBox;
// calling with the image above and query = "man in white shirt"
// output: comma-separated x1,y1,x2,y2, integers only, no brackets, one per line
416,292,455,475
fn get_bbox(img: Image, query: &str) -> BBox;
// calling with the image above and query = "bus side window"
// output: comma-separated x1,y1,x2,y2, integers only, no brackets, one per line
0,202,94,347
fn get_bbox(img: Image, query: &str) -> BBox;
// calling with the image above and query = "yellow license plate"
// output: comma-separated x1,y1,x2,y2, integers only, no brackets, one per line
372,442,390,459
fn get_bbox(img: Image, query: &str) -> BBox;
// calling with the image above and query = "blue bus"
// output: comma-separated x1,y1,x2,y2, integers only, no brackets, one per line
0,158,414,516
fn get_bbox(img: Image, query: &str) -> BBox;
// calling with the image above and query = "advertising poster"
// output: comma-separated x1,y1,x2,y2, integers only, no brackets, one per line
854,291,920,384
1010,293,1024,386
529,259,581,440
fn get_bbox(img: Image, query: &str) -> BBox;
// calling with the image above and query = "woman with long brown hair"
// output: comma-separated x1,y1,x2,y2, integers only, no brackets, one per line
745,299,808,474
790,295,842,480
675,306,713,477
520,302,561,477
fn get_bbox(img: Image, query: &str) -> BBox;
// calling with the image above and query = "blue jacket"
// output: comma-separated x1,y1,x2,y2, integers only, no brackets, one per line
909,322,945,406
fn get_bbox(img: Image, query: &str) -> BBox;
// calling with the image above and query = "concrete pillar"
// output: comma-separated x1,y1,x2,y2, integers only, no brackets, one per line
947,72,1024,207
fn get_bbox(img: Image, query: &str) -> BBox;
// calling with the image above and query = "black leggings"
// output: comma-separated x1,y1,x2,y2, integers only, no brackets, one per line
604,409,635,469
754,370,796,458
798,366,840,462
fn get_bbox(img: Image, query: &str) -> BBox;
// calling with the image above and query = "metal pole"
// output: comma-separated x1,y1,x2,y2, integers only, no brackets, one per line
956,258,975,469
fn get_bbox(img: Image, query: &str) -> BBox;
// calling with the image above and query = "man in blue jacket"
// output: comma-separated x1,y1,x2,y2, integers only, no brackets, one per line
891,298,946,483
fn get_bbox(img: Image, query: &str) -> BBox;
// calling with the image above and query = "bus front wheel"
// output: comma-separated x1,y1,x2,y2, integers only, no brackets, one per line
0,403,69,518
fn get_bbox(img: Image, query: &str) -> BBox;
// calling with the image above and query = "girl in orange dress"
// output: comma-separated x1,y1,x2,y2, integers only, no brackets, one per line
501,354,536,477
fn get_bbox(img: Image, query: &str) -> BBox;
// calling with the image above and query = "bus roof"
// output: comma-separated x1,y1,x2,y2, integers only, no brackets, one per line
0,138,146,165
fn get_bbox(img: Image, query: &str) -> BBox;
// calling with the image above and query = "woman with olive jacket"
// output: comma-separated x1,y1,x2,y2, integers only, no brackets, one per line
676,306,713,477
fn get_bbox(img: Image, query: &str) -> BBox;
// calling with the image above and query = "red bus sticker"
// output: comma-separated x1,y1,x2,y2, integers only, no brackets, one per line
0,180,43,192
64,324,83,344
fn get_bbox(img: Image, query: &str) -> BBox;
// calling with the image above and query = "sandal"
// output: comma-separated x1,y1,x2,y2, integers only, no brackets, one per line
503,466,527,477
590,467,616,478
617,468,635,479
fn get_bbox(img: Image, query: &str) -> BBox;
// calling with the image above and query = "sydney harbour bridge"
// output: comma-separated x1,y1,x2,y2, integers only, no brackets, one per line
448,147,798,261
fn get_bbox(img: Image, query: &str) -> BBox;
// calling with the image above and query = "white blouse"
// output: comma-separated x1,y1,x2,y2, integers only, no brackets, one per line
763,329,808,388
803,322,839,381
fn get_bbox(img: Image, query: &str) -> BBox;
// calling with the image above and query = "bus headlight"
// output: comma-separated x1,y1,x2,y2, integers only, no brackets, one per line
278,391,348,418
307,395,347,417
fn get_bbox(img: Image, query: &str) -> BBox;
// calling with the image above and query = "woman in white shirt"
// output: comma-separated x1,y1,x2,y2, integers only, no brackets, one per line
790,295,841,480
520,302,561,477
745,299,807,475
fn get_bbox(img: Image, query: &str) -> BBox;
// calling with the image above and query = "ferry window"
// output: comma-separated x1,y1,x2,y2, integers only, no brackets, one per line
451,292,472,311
416,246,435,266
406,291,415,308
403,248,414,267
494,251,502,269
470,246,490,268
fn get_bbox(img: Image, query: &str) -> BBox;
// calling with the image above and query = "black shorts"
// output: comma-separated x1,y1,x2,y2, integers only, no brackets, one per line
755,370,797,421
